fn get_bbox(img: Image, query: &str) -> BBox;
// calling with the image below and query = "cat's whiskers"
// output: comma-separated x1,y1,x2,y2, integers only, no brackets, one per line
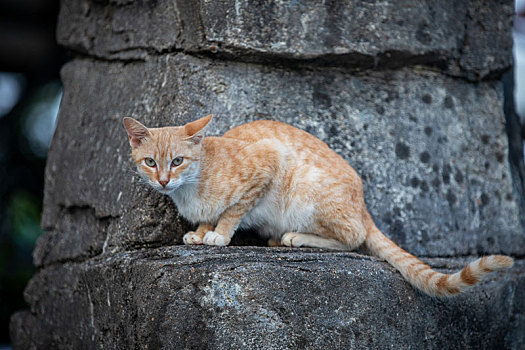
124,167,153,187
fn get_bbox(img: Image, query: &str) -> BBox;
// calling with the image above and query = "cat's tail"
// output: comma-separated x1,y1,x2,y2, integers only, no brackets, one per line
364,225,513,297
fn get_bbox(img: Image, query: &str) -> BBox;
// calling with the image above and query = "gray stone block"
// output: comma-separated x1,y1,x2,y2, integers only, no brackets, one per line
37,55,523,266
10,247,525,349
56,0,514,80
56,0,182,60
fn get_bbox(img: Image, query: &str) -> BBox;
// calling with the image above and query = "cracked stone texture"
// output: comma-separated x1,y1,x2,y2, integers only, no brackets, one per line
9,247,525,349
56,0,513,80
10,0,525,348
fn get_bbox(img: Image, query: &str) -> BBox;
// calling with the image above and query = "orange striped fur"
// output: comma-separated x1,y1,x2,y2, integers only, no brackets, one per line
124,116,514,297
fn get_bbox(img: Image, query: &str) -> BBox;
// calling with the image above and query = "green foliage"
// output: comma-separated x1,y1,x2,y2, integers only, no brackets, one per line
7,191,42,248
0,190,43,342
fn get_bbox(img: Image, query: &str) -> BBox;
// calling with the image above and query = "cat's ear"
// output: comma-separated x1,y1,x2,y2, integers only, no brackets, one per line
184,114,212,145
123,117,151,148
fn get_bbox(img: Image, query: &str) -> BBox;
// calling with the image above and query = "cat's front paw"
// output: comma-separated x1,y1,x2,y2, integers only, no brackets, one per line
203,231,230,246
183,231,203,245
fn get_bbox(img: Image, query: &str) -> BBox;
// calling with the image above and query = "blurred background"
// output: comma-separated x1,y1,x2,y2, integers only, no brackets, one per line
0,0,66,346
515,0,525,142
0,0,524,347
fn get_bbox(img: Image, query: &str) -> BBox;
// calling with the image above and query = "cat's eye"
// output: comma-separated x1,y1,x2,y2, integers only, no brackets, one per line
172,157,183,167
145,158,156,167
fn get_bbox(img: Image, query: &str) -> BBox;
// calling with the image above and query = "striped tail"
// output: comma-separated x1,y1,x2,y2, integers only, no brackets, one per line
365,225,514,297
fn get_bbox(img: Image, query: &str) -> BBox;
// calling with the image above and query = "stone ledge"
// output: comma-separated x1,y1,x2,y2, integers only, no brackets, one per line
56,0,513,80
10,246,525,349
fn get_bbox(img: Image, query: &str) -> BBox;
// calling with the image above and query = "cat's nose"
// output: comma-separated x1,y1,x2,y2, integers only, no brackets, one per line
159,180,169,187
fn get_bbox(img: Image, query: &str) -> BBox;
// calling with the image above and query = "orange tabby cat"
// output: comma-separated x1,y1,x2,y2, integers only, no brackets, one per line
123,115,513,297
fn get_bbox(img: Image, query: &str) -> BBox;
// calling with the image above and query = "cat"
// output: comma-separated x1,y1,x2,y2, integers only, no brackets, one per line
123,115,513,297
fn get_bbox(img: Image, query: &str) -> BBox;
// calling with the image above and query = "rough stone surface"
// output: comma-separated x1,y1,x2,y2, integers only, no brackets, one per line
10,0,525,348
57,0,514,80
56,0,182,60
10,246,525,349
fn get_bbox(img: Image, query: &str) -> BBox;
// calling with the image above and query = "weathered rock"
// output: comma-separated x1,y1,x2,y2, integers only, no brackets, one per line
57,0,513,80
10,247,525,349
56,0,182,60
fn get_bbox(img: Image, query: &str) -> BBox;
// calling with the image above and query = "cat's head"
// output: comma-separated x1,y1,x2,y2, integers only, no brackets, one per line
123,115,212,194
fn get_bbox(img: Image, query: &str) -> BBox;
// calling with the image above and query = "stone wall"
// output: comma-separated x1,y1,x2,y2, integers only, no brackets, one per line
10,0,524,349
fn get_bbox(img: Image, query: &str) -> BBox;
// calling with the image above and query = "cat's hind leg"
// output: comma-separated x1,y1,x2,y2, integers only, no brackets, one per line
281,232,348,250
267,238,282,247
281,218,367,251
315,216,367,251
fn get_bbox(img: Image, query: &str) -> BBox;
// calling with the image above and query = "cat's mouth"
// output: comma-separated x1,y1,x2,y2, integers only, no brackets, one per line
152,178,188,194
156,187,176,195
155,182,184,194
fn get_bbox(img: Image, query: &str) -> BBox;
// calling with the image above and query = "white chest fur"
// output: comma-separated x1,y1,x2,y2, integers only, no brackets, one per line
169,181,315,237
168,184,216,224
